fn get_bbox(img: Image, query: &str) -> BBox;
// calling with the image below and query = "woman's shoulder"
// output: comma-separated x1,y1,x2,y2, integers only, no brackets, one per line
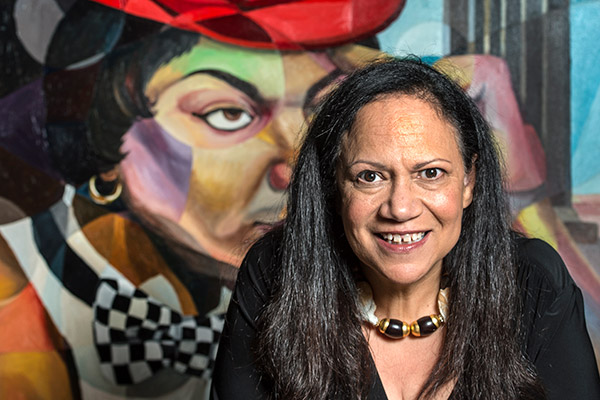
244,229,281,264
513,238,600,398
237,228,282,298
514,236,575,295
513,236,581,352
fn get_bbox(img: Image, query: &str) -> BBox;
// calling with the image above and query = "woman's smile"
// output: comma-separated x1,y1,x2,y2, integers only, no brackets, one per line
375,230,430,253
378,231,427,245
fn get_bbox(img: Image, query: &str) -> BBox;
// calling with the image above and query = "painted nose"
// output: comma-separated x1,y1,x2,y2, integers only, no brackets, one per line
268,107,305,150
269,161,292,191
264,107,304,191
380,181,423,221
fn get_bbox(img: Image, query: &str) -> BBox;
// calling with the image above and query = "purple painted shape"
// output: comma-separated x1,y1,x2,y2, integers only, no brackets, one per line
120,119,192,222
0,79,60,179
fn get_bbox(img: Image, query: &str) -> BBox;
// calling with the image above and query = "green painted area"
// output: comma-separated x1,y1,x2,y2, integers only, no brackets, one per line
163,38,286,99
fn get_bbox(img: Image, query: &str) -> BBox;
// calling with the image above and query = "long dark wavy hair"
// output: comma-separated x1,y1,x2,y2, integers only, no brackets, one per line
256,58,545,399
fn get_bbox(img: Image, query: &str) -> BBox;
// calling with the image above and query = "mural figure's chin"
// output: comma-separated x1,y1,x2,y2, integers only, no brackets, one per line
123,190,281,268
124,196,206,252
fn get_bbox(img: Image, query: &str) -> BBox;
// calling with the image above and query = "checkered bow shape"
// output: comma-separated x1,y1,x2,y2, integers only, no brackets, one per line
93,277,225,385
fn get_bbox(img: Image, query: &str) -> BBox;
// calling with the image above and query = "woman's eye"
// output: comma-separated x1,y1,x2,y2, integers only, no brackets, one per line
420,168,443,180
357,170,381,183
194,108,254,131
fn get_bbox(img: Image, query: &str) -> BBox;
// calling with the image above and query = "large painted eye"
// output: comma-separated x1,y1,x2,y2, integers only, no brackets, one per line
195,107,254,132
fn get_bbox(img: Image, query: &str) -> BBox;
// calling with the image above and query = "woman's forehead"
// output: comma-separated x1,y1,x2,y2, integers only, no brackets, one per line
340,95,463,161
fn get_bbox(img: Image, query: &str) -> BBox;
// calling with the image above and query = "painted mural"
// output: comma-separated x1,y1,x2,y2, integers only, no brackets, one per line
0,0,598,398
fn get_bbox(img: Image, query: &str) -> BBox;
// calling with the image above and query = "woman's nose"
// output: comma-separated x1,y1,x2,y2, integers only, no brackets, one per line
380,181,423,221
268,161,292,191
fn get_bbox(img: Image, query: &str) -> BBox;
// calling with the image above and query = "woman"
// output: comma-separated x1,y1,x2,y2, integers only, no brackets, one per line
212,59,600,399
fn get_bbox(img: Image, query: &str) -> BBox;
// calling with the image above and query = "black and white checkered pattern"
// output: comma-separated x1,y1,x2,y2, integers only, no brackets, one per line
93,277,225,385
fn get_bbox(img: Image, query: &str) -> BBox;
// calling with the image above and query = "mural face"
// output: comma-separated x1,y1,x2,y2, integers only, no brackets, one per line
118,37,378,266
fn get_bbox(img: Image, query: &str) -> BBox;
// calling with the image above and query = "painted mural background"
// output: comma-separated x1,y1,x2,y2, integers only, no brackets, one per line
0,0,598,398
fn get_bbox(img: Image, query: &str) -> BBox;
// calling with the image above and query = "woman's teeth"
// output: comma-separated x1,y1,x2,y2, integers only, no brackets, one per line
380,232,425,244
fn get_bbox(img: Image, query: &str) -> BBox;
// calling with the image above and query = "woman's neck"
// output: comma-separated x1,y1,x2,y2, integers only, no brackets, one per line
363,269,443,322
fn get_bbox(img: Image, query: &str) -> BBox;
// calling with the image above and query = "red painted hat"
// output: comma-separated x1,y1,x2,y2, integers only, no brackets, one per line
92,0,405,50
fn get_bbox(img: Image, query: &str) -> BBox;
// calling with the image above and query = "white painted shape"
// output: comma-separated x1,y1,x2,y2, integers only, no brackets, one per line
140,274,182,312
62,184,75,206
14,0,64,63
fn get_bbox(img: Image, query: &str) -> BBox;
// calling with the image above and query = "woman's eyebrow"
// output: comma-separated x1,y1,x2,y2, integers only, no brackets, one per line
181,69,266,104
303,68,344,111
347,160,387,170
413,159,452,170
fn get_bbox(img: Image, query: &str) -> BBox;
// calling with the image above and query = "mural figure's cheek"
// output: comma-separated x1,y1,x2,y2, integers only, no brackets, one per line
177,129,285,265
120,119,192,223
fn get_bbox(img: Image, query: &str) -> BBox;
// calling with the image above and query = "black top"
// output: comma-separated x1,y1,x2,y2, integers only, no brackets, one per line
212,236,600,399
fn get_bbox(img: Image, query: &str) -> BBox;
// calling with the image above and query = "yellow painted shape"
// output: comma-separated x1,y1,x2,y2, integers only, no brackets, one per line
0,351,73,400
434,55,474,89
0,234,28,303
515,201,558,249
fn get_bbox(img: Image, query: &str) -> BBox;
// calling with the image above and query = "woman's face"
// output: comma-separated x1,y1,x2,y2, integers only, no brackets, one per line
119,37,379,266
336,94,475,290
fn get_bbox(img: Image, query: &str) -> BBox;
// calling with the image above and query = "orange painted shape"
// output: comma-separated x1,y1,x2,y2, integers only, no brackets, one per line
0,284,56,353
0,351,73,400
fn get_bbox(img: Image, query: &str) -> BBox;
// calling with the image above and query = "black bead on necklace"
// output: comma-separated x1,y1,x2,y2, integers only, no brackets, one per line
376,313,444,339
358,282,449,339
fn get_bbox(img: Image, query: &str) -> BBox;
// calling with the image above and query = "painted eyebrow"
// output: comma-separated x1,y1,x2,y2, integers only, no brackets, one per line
303,68,344,111
181,69,266,104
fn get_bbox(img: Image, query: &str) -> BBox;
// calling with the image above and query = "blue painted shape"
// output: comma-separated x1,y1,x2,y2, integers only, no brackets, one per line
570,0,600,193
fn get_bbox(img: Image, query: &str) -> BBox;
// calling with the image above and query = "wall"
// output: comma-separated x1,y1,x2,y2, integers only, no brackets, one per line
0,0,598,398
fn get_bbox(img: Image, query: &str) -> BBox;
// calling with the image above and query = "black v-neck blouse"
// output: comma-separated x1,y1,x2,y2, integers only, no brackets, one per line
212,235,600,399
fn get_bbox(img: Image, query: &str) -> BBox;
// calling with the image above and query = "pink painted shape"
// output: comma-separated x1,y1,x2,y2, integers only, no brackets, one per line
471,55,546,192
120,119,192,222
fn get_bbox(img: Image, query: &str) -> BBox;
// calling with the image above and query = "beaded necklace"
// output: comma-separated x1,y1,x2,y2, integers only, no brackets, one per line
358,281,449,339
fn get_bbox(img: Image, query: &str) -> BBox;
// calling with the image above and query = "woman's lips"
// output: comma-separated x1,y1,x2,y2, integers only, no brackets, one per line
379,231,427,245
375,231,430,252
